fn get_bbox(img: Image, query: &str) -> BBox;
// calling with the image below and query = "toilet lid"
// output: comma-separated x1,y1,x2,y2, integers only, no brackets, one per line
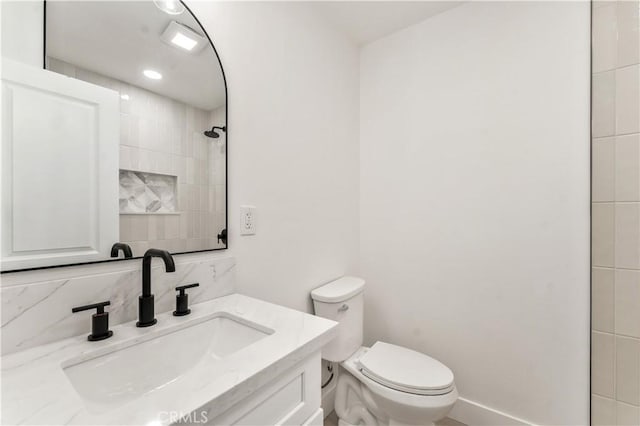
358,342,454,396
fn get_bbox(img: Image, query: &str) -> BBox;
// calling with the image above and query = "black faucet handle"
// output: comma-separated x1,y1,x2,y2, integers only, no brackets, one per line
173,283,199,316
71,301,113,341
72,301,111,314
176,283,200,293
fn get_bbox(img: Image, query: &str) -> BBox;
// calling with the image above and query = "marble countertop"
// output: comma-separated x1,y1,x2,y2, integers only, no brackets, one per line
1,294,337,425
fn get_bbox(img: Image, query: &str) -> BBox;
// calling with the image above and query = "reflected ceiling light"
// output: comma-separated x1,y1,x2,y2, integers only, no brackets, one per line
161,21,207,54
153,0,185,15
171,32,198,51
143,69,163,80
120,94,130,101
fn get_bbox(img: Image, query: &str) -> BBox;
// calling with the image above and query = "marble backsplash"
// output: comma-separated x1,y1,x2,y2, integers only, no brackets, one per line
1,254,235,355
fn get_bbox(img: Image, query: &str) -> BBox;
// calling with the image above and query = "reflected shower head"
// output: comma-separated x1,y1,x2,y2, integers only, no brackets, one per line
204,126,226,139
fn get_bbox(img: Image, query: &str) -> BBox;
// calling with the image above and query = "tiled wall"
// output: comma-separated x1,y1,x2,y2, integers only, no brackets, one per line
591,1,640,424
47,58,226,257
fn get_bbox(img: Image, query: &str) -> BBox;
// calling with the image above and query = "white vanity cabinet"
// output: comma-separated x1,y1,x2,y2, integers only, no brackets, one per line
1,295,337,426
201,352,323,426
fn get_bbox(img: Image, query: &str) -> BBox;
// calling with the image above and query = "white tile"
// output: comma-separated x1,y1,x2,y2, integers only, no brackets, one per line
616,336,640,405
200,185,209,212
156,122,171,154
616,64,640,135
616,269,640,338
178,184,188,212
172,155,186,183
188,185,198,211
593,3,618,72
128,88,150,118
186,132,195,157
138,117,159,151
592,395,617,426
119,215,133,241
120,113,140,148
119,84,132,115
593,331,616,398
593,268,615,333
137,148,154,173
616,134,640,202
594,137,616,202
186,158,195,184
129,215,149,241
147,215,165,241
125,147,140,172
165,215,180,240
617,401,640,426
593,71,617,138
156,152,173,175
617,0,640,68
179,212,189,239
170,126,182,155
615,203,640,269
128,240,149,257
119,145,132,171
594,1,614,10
594,203,616,267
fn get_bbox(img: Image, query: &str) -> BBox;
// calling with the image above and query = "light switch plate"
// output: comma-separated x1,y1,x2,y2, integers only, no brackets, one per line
240,205,256,235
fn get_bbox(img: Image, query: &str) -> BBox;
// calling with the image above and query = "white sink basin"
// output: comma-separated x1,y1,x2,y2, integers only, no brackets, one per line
62,313,272,413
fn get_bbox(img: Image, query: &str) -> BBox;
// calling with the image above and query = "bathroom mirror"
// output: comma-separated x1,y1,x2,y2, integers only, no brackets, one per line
0,0,227,272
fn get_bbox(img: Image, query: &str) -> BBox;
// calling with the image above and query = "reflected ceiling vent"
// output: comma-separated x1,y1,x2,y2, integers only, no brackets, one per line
153,0,185,16
161,21,207,54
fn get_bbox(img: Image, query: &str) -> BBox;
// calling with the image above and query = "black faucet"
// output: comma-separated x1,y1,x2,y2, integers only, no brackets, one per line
137,249,175,327
110,242,133,259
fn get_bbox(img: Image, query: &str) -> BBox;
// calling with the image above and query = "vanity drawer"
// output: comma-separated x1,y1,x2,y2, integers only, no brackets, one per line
206,352,322,426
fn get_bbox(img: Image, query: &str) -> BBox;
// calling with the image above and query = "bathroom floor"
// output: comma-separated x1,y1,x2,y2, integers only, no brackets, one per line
323,411,466,426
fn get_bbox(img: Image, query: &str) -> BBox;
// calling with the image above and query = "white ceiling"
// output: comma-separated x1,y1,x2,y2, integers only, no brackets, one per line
45,1,461,110
46,1,225,111
309,1,464,45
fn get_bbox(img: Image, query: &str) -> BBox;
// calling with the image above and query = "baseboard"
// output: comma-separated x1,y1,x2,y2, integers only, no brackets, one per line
449,397,535,426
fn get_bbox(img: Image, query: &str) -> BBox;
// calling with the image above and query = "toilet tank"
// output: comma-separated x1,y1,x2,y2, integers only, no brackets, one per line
311,276,365,362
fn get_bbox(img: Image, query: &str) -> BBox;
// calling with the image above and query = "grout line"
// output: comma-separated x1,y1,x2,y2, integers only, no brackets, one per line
592,201,640,204
592,266,640,272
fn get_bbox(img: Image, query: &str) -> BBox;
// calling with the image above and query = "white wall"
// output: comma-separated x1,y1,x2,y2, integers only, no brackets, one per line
0,1,43,67
359,2,591,425
1,2,360,315
1,2,592,423
189,2,360,313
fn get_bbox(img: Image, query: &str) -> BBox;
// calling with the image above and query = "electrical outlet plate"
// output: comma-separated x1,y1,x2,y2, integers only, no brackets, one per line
240,205,256,236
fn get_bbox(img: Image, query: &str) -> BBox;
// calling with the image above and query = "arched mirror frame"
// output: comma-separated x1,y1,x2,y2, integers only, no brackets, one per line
1,0,228,274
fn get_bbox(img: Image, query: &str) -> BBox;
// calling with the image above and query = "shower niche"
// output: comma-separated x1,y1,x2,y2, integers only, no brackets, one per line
0,0,228,271
119,171,178,214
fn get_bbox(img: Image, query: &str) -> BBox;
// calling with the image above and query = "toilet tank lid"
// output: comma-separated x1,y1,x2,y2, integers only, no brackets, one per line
311,276,365,303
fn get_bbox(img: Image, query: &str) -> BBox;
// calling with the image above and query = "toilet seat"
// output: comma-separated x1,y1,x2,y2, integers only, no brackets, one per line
357,342,455,396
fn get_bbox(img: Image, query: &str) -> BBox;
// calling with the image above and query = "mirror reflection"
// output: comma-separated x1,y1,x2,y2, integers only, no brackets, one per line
0,0,227,271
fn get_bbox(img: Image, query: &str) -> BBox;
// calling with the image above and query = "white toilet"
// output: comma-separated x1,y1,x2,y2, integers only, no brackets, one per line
311,276,458,426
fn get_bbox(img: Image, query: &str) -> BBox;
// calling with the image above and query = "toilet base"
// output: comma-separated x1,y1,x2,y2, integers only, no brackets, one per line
334,347,457,426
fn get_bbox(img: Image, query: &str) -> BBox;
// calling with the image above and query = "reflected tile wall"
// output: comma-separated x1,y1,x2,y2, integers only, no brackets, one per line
591,1,640,424
47,58,226,256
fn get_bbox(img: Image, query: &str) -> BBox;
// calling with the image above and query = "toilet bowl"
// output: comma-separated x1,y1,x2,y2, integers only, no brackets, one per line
337,346,458,426
311,277,458,426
